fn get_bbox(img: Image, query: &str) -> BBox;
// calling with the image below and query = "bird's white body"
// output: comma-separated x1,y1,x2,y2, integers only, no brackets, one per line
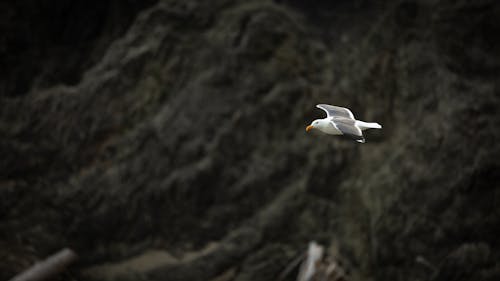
311,119,342,135
306,104,382,143
315,119,381,135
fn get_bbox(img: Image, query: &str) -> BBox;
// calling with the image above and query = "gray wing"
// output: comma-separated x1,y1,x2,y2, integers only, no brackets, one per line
316,104,354,119
331,117,365,143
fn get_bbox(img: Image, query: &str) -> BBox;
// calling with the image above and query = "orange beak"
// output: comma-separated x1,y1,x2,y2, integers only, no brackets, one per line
306,125,314,132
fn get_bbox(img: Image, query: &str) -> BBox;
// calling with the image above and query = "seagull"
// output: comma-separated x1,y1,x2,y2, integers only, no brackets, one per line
306,104,382,143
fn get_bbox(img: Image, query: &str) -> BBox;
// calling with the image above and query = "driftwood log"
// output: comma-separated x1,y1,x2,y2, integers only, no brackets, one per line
9,248,78,281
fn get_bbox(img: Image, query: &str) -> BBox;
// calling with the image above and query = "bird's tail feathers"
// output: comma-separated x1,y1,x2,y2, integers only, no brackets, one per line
356,121,382,130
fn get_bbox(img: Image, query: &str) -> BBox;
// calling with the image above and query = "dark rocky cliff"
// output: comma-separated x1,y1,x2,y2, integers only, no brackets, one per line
1,0,500,280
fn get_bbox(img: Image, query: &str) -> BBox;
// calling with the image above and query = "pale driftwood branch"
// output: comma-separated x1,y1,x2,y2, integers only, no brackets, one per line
9,248,78,281
297,241,324,281
295,241,348,281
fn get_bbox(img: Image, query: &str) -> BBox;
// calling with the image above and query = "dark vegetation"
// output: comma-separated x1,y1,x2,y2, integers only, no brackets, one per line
1,0,500,280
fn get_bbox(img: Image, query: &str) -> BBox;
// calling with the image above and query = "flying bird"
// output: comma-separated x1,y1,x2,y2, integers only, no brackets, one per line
306,104,382,143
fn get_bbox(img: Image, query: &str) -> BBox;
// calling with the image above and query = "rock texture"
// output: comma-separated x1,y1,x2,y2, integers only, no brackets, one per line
1,0,500,280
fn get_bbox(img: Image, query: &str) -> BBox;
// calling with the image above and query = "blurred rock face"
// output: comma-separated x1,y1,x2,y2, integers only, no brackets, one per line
1,0,500,280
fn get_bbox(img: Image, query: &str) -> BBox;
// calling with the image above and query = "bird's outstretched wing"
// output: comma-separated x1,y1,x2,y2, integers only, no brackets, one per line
331,117,365,143
316,104,354,119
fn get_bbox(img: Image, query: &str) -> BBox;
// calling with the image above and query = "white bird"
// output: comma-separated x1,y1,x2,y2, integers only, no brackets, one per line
306,104,382,143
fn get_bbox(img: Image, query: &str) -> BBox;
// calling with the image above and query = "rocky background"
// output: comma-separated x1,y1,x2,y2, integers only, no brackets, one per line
1,0,500,280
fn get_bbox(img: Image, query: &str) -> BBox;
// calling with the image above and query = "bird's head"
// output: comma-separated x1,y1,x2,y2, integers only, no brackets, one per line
306,119,327,132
